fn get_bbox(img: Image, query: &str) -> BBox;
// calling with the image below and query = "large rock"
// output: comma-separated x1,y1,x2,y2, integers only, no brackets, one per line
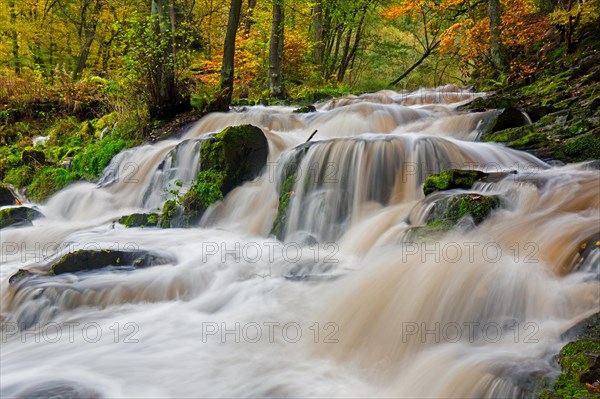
562,313,600,342
423,169,489,196
118,213,159,228
409,193,501,240
200,124,269,194
478,108,531,138
0,185,18,206
178,124,269,226
16,381,101,399
0,207,43,229
50,249,173,275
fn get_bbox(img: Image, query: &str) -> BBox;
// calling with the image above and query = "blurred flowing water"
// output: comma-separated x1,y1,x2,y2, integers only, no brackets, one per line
1,86,598,398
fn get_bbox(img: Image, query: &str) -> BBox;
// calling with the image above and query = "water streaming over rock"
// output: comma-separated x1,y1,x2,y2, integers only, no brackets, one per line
1,88,598,398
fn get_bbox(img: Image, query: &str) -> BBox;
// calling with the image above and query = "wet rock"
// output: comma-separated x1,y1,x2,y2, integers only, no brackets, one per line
271,172,297,239
423,169,488,196
8,269,36,286
293,104,316,113
199,124,268,194
0,207,43,229
459,95,520,111
16,381,101,399
50,249,173,275
178,124,268,226
425,193,501,225
409,193,501,240
118,212,159,228
571,53,600,79
0,185,18,206
562,313,600,342
478,108,531,137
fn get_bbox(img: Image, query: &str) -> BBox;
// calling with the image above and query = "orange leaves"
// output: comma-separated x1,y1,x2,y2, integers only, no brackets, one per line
500,0,548,48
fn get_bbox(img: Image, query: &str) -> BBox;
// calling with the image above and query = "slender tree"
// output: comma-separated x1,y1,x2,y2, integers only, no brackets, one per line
488,0,508,71
312,0,324,64
243,0,257,36
74,0,104,80
214,0,242,111
269,0,285,98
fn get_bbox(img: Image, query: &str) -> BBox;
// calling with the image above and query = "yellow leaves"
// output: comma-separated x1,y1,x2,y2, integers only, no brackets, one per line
548,0,599,26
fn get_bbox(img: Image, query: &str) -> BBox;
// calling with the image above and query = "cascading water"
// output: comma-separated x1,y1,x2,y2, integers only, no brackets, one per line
1,88,598,398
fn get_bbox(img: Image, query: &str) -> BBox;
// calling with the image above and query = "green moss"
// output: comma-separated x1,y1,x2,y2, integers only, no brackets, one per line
200,124,268,193
427,193,500,224
118,212,159,228
185,169,226,209
70,136,130,180
293,105,316,113
555,132,600,163
460,96,520,110
423,169,488,196
0,207,43,229
270,172,297,239
538,340,600,399
27,167,78,201
4,165,34,188
159,200,177,228
483,124,536,143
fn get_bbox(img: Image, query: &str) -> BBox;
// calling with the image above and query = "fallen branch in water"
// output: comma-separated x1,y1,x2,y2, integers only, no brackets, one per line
306,130,318,142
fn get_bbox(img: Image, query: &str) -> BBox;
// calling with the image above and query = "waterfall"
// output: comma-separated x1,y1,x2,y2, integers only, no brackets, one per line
1,88,598,398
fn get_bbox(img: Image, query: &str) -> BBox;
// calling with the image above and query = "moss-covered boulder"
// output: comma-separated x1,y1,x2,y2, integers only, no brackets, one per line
423,169,489,196
0,207,43,229
200,124,268,194
409,193,500,240
459,95,520,111
173,124,268,226
50,249,173,275
0,185,18,206
478,108,531,137
426,193,501,225
538,340,600,399
118,213,159,228
555,130,600,163
293,105,317,113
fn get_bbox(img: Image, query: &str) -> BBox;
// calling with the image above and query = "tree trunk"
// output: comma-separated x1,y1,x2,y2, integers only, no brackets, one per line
9,0,20,75
244,0,257,36
149,0,178,118
269,0,285,98
214,0,242,111
73,0,103,80
488,0,507,71
312,0,323,64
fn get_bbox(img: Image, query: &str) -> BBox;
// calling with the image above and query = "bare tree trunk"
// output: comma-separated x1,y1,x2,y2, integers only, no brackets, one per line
214,0,242,111
312,0,323,64
488,0,507,71
269,0,285,98
73,0,103,80
244,0,257,36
